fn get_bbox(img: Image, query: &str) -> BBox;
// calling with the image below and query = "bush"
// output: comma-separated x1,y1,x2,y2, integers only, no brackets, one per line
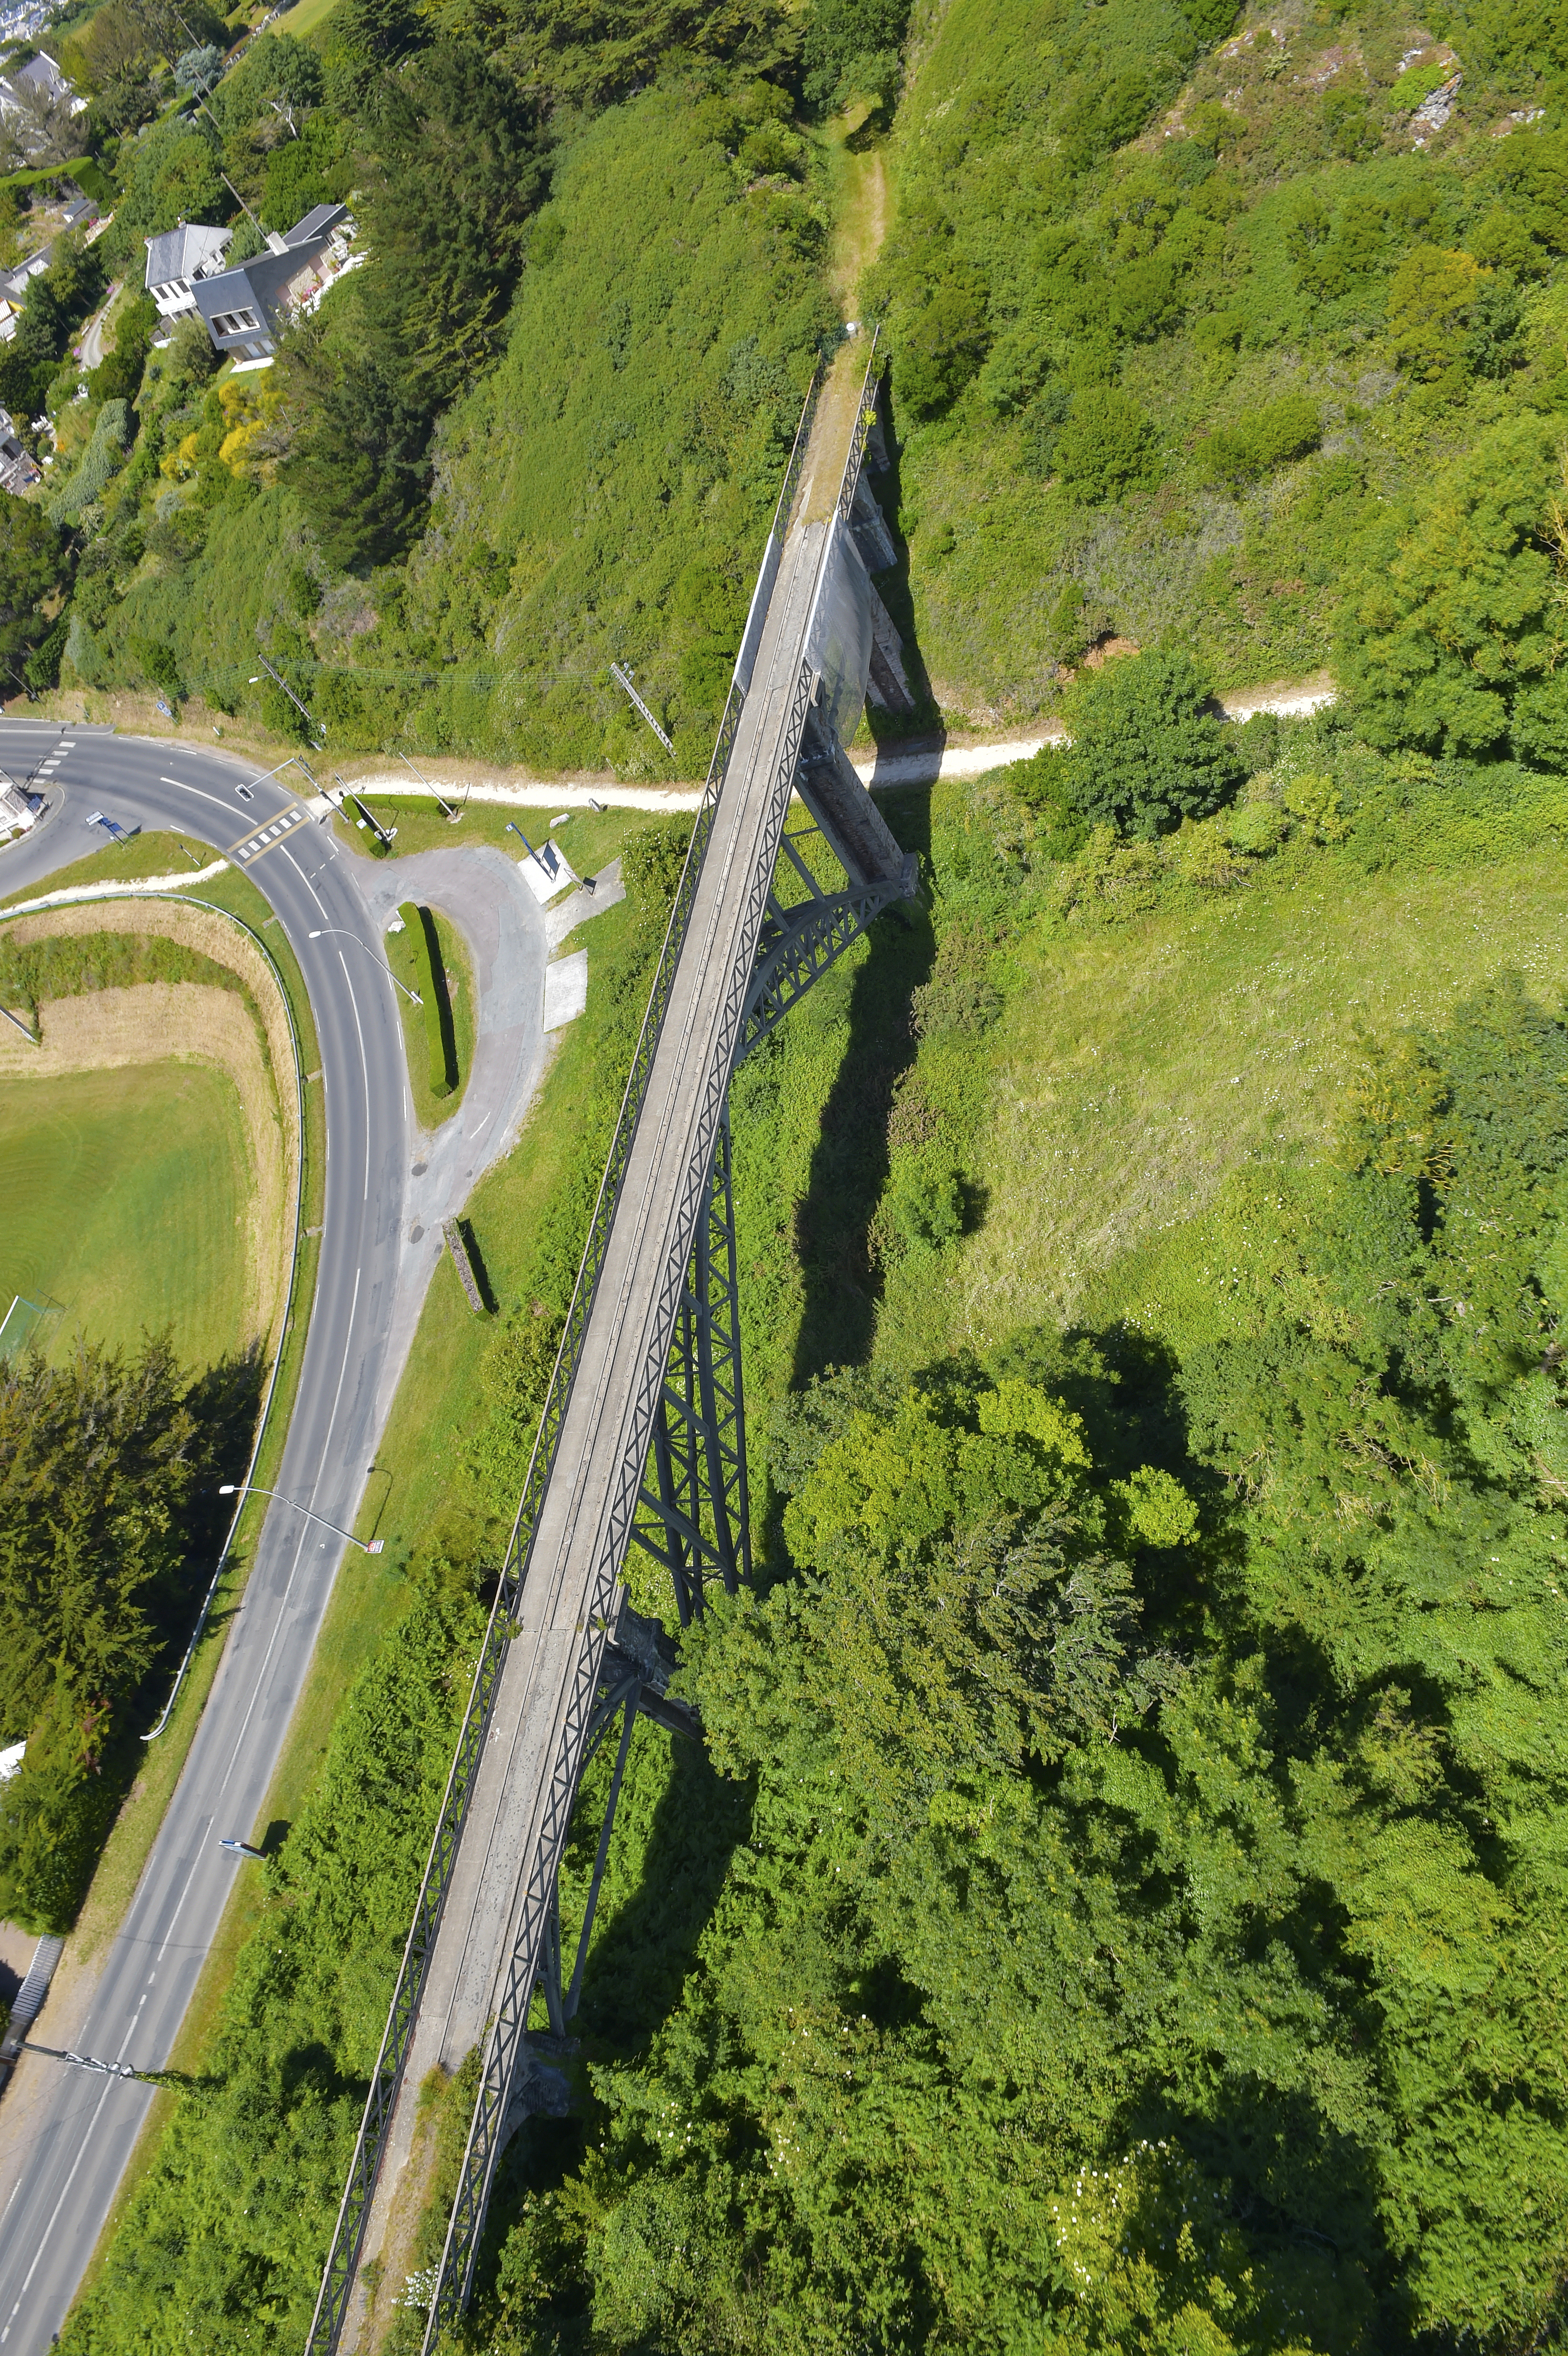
1193,392,1321,486
1059,650,1245,838
886,1155,963,1250
1053,384,1158,503
130,632,182,701
401,900,456,1096
893,277,990,417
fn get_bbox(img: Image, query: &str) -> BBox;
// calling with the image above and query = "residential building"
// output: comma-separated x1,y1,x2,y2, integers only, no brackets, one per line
0,183,109,342
143,220,231,322
0,404,39,492
0,48,85,118
192,203,357,361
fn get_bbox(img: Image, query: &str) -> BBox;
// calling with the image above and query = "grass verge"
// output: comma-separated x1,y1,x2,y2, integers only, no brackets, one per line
328,794,659,879
387,904,477,1130
0,828,219,908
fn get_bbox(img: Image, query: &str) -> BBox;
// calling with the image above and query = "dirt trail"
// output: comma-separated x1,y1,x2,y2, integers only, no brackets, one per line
826,104,891,320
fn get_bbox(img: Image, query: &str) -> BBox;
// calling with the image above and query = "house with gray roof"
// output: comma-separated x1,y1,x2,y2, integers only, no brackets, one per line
144,221,231,323
0,49,85,120
191,203,355,362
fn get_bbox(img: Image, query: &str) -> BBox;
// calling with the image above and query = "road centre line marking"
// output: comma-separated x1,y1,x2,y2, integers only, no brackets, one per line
216,1263,365,1798
0,1937,160,2345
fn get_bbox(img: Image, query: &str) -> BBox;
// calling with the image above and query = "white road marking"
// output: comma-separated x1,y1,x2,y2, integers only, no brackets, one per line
216,1263,364,1797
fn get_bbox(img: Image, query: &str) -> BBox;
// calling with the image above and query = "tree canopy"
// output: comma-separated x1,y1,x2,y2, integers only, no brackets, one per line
1053,649,1245,837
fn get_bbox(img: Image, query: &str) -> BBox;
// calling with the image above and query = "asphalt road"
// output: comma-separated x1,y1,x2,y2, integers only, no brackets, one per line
0,722,412,2351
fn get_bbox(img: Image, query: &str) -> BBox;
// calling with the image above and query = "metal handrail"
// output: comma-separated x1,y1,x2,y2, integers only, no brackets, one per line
303,363,826,2356
422,342,878,2351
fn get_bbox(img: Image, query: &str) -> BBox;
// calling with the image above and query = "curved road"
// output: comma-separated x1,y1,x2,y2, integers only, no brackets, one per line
0,722,410,2352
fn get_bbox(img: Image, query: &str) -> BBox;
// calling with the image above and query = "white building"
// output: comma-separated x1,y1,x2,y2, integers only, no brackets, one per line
0,404,38,492
0,48,85,118
0,775,41,838
143,220,232,322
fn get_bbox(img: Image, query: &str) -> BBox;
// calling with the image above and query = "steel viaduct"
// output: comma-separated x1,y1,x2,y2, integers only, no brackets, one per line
305,332,916,2354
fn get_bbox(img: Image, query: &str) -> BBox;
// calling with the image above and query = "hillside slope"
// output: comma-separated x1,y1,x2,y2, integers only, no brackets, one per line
873,0,1568,747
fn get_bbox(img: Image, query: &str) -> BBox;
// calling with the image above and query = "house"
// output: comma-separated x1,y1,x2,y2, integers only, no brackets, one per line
143,220,231,322
0,183,110,342
0,48,85,117
0,404,39,492
192,203,357,361
0,243,47,341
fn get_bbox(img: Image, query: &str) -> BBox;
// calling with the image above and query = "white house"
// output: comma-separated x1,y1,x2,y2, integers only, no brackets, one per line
143,220,232,321
0,49,85,118
192,204,357,360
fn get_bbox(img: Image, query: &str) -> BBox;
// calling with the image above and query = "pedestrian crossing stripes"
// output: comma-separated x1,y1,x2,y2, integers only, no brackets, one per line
231,806,310,862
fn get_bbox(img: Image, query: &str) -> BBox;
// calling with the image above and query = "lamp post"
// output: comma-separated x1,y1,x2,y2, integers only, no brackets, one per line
218,1483,385,1552
400,750,461,822
306,927,422,1007
17,2041,174,2085
250,649,324,746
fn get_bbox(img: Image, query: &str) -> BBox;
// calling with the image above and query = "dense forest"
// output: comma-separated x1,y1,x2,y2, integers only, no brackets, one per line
32,0,1568,2347
0,1334,258,1931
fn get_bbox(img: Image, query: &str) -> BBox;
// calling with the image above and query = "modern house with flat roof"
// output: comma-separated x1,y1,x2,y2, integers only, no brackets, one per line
191,204,355,362
143,221,232,322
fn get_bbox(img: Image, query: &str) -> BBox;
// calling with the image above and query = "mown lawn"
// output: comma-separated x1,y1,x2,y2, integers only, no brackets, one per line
387,905,479,1131
880,848,1568,1369
0,828,215,909
0,1062,252,1368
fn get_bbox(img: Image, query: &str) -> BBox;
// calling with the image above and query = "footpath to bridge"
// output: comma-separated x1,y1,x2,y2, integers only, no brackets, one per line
310,334,917,2356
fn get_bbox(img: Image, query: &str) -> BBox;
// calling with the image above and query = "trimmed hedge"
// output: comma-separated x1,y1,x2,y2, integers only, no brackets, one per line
399,900,456,1097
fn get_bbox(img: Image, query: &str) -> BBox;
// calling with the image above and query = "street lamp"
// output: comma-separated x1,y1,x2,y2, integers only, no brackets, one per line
252,647,324,745
18,2041,158,2083
218,1483,385,1552
306,927,422,1006
400,749,462,822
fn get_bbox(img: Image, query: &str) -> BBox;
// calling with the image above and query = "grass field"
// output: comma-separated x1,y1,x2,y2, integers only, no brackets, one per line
262,0,341,41
0,1061,252,1369
876,846,1568,1372
371,889,639,1549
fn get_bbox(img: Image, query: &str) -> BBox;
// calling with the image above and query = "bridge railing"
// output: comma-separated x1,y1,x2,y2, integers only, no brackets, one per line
303,354,826,2356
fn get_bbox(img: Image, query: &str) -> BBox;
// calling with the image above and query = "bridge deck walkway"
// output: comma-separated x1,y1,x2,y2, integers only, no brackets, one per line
339,340,872,2350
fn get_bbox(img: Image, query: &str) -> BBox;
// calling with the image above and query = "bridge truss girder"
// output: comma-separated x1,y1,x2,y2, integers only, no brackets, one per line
423,728,921,2339
310,344,920,2356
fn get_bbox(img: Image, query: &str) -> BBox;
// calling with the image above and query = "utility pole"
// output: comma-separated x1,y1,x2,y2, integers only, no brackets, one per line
18,2041,184,2087
610,661,674,756
251,648,323,744
399,750,462,822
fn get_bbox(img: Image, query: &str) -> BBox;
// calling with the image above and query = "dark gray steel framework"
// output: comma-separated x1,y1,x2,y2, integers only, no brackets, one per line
305,342,911,2356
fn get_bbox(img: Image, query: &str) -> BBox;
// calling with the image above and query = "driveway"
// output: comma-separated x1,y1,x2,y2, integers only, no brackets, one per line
355,842,552,1428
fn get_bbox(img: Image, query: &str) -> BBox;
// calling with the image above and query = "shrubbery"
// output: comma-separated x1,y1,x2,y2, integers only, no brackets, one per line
0,1338,253,1932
